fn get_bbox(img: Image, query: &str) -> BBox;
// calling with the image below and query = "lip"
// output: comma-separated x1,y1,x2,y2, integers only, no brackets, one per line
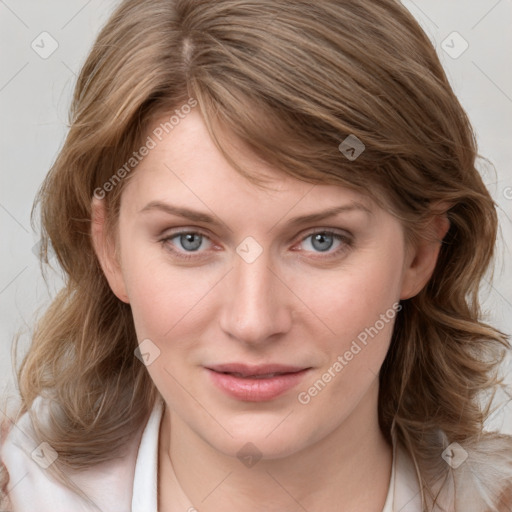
205,363,311,402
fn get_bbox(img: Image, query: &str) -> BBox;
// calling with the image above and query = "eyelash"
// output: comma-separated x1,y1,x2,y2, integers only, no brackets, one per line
159,229,353,262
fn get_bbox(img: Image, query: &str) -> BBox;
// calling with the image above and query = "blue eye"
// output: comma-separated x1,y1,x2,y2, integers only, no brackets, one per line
304,232,336,252
174,232,204,252
298,231,351,256
161,231,212,260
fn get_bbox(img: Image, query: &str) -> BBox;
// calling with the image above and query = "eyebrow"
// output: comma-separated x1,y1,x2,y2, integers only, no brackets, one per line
138,200,372,228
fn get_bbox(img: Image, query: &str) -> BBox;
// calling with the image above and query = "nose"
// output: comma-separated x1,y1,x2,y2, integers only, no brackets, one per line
219,249,293,346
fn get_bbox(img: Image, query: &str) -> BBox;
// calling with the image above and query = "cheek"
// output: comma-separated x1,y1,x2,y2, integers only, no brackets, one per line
120,237,229,363
296,250,404,346
295,276,400,426
126,263,213,339
122,255,214,395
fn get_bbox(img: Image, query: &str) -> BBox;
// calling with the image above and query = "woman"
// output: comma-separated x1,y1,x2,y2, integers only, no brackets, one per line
1,0,512,510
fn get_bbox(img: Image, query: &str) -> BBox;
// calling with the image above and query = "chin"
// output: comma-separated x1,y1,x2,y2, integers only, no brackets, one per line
205,415,314,461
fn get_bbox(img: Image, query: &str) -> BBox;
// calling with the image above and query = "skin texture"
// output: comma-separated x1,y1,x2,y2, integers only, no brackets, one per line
91,110,449,511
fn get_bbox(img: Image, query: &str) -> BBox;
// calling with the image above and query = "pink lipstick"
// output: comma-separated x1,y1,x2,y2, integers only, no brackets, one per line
205,363,311,402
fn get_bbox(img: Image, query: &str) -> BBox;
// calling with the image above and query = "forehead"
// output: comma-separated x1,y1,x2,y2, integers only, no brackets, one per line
122,109,376,216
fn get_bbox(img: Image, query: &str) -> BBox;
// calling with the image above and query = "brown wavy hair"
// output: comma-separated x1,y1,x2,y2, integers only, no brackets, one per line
1,0,511,509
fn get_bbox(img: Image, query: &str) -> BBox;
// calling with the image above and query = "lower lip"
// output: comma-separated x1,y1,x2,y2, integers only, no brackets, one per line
206,368,310,402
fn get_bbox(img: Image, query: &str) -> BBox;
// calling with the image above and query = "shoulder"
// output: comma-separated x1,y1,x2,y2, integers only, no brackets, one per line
390,425,512,512
420,431,512,512
459,433,512,512
0,395,148,512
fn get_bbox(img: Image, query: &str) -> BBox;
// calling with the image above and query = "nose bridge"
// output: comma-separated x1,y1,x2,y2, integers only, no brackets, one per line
219,247,292,344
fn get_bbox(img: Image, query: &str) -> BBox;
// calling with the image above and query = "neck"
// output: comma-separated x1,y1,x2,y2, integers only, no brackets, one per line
158,380,392,512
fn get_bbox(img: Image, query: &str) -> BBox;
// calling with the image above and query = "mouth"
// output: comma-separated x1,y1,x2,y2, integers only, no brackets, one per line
205,363,311,402
220,372,290,379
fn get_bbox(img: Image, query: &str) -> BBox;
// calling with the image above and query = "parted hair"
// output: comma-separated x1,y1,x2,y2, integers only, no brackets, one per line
1,0,512,510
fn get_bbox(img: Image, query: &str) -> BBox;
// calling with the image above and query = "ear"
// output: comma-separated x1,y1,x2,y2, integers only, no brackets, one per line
400,208,451,300
90,197,130,303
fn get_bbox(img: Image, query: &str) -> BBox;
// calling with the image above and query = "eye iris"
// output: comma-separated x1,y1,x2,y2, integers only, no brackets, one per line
311,233,334,252
180,233,202,251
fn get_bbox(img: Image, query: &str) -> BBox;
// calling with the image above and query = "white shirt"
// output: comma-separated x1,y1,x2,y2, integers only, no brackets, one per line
1,396,422,511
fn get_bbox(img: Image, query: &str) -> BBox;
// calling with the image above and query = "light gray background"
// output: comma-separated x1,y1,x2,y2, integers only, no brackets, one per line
1,1,511,430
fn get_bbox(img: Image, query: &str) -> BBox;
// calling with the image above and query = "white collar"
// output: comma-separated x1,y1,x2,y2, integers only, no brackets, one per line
131,397,164,511
383,425,422,510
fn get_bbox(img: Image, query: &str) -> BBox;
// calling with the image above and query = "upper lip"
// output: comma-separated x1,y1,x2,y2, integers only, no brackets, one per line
206,363,310,377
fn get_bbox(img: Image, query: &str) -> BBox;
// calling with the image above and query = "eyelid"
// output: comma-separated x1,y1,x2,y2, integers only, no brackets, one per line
296,226,352,241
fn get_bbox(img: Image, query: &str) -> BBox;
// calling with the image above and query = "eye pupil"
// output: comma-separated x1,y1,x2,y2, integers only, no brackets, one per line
311,233,334,252
181,233,202,251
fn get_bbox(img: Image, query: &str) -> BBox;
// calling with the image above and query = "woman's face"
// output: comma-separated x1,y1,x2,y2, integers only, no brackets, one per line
93,109,442,459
